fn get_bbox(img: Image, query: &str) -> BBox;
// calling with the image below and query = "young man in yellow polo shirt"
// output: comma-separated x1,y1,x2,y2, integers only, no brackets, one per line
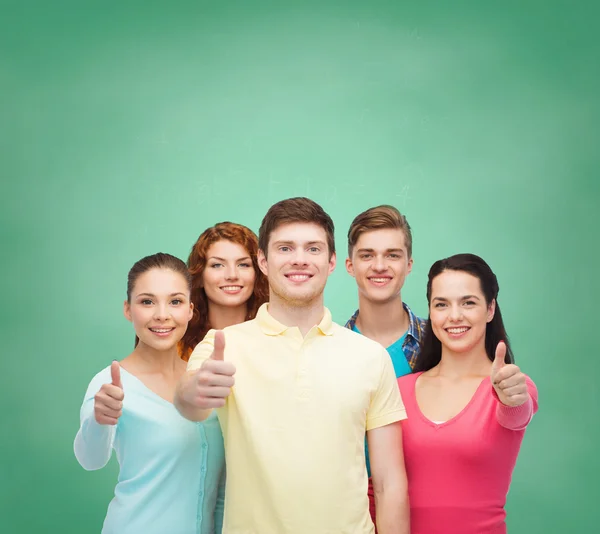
175,197,409,534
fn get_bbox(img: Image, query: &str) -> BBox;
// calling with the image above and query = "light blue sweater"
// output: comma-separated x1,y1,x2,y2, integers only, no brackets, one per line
74,366,225,534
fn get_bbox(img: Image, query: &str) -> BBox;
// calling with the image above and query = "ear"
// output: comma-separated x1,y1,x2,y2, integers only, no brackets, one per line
328,252,337,275
487,298,496,323
188,301,194,321
258,249,268,277
345,257,355,277
407,256,414,275
123,300,132,322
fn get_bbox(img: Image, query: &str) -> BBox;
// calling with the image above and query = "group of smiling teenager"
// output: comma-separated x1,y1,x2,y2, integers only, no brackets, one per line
74,198,538,534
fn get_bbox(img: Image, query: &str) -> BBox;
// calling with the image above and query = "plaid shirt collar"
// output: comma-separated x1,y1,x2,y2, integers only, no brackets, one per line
345,301,423,341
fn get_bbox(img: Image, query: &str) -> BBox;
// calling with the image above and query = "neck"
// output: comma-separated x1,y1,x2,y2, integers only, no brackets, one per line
208,302,248,331
129,343,182,374
268,293,325,337
433,342,491,379
356,294,408,342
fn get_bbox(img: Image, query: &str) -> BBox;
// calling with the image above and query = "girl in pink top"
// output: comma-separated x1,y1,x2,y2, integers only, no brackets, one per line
398,253,538,534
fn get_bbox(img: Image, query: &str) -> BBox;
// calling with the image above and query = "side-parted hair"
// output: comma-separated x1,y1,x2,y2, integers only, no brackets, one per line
258,197,336,258
414,253,514,373
127,252,192,348
347,205,413,258
179,222,269,361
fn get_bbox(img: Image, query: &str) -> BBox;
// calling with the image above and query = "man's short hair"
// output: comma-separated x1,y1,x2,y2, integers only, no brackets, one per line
347,205,413,258
259,197,336,258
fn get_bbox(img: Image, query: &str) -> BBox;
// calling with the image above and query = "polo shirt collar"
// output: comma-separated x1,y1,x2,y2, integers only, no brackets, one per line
257,303,334,336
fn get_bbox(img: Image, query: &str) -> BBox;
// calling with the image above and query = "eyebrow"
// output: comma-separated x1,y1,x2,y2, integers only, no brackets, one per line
356,248,404,254
208,256,251,262
432,295,481,301
273,240,326,247
136,292,187,298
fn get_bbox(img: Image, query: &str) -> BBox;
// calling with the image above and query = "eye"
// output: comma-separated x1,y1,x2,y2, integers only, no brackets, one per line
389,253,400,259
141,299,153,305
308,247,320,253
238,262,251,268
279,246,291,252
464,300,476,306
434,302,447,308
360,254,372,260
210,263,223,268
171,299,183,305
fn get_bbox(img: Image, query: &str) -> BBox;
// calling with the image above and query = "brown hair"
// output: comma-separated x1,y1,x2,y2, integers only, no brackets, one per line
127,253,192,348
179,222,269,360
258,197,335,258
347,205,413,258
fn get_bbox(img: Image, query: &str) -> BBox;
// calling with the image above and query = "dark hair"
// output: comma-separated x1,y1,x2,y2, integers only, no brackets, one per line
347,205,413,258
179,222,269,361
258,197,335,258
127,253,192,348
414,253,514,373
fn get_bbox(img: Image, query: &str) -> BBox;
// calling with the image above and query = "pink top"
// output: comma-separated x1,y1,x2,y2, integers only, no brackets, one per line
398,372,539,534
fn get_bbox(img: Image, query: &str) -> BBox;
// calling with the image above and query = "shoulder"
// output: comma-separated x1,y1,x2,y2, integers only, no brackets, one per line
331,323,386,351
397,371,419,394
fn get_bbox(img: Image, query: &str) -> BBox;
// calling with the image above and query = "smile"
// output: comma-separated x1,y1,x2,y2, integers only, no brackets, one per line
285,273,312,282
368,277,392,284
220,285,243,293
446,327,470,334
149,327,175,337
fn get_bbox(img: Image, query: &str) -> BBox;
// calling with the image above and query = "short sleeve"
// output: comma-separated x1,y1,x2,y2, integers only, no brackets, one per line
187,329,217,372
366,347,407,431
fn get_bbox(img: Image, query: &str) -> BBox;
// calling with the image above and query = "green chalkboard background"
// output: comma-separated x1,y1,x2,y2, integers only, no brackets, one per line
2,1,598,532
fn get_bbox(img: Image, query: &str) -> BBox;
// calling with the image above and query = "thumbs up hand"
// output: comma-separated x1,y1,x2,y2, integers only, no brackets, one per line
491,341,528,407
94,361,125,425
186,331,236,409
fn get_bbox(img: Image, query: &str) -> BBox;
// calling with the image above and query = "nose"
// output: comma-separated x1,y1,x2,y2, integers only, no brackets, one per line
291,249,309,266
153,302,170,321
449,304,463,321
224,265,239,281
373,255,386,272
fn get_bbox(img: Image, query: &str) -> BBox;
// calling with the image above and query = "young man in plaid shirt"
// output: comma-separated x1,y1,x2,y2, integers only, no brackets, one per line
345,205,426,526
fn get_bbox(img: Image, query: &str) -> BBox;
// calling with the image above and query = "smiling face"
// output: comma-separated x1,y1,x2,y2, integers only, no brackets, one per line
258,222,336,308
429,269,495,355
346,228,413,304
201,239,256,311
124,268,193,352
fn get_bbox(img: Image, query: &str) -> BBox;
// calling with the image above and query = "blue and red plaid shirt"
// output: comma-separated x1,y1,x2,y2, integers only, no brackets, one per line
344,302,427,371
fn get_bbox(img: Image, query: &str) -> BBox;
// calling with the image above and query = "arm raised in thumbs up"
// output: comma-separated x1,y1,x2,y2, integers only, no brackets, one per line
175,330,236,422
94,361,125,425
491,341,528,407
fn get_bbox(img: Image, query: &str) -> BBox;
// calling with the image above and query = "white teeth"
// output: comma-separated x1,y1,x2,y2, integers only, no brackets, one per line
370,278,390,283
447,327,469,334
221,286,242,291
288,275,309,281
150,328,173,333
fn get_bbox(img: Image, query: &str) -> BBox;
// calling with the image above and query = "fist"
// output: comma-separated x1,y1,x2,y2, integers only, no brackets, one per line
491,341,529,407
185,330,236,409
94,361,125,425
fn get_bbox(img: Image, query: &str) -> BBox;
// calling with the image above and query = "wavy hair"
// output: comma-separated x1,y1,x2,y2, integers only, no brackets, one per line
179,222,269,360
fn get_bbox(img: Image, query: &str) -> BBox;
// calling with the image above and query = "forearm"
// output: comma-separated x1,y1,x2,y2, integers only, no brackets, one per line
495,394,534,430
495,378,538,431
374,483,410,534
74,415,115,471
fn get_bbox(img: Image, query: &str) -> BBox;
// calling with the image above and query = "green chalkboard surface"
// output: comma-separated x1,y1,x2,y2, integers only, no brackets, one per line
2,1,598,532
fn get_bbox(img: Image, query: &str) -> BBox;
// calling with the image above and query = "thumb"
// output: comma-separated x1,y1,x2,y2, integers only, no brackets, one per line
492,341,507,376
210,331,225,361
111,361,123,388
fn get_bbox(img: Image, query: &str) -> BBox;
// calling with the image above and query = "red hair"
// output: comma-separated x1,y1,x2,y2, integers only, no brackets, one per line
179,222,269,361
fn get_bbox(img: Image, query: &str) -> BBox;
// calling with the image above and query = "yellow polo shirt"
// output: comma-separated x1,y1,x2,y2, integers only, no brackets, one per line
188,304,406,534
